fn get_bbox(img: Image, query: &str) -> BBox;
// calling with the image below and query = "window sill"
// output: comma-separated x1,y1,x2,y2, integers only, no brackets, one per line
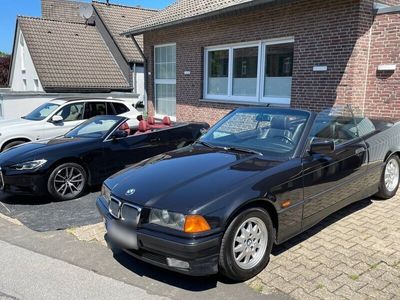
200,98,290,107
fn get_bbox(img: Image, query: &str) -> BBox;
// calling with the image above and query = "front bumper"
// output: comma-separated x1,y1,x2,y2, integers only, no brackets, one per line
0,168,47,195
96,196,221,276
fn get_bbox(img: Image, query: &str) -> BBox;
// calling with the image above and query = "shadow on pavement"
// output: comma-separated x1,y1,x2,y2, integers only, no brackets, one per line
272,197,373,256
0,191,102,232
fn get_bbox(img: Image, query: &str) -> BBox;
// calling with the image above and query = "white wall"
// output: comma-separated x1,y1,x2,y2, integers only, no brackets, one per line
9,28,44,92
134,66,145,102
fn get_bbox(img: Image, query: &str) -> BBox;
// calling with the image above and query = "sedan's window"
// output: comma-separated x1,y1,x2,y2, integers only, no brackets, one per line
84,102,107,119
200,108,309,158
65,116,121,139
55,103,84,122
23,102,60,121
112,103,129,114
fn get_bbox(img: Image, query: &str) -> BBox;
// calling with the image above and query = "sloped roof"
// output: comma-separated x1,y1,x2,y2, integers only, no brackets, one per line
42,0,86,24
123,0,275,36
93,1,158,63
18,16,130,91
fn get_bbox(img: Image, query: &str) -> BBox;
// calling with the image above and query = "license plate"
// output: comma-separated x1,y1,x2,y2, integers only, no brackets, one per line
106,220,138,250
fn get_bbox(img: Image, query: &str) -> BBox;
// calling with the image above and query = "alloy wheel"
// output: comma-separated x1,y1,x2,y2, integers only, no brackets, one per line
53,166,85,198
385,158,399,192
232,217,268,270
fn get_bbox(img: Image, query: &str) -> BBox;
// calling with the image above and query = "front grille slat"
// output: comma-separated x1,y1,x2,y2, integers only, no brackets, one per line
108,196,142,226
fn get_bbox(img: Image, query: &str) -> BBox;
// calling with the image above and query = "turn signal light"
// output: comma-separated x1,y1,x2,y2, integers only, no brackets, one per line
184,215,211,233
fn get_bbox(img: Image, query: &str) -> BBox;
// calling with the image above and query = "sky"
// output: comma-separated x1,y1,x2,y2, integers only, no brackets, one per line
0,0,173,54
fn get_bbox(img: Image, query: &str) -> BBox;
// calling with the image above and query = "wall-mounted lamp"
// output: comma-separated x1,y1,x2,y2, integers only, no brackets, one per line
377,64,396,72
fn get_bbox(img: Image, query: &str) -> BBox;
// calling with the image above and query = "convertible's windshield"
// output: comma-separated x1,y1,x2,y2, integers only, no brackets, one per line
200,108,310,158
65,116,122,139
23,102,60,121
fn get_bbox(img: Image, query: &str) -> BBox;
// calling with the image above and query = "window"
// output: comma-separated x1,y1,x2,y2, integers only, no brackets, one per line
20,35,25,71
112,103,129,115
23,102,60,121
56,103,84,122
154,44,176,117
84,102,107,119
34,79,39,92
204,38,294,104
309,107,358,146
22,79,27,91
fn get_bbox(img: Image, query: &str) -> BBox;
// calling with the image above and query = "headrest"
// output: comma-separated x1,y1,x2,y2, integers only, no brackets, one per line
163,116,171,126
270,116,289,130
119,122,129,130
138,120,148,132
147,116,155,125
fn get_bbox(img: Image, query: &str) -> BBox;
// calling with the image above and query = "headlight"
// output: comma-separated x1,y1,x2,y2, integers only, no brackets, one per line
149,209,186,231
101,184,112,204
10,159,47,171
149,209,211,233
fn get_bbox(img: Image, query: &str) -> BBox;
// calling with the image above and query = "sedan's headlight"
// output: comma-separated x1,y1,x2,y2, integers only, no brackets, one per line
10,159,47,171
149,209,211,233
101,184,112,204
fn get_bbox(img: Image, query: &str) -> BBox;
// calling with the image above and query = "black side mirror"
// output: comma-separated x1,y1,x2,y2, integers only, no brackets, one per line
112,130,128,140
310,139,335,154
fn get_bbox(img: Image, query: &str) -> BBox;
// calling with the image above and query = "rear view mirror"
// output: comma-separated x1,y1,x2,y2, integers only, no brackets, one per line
310,139,335,154
51,115,64,123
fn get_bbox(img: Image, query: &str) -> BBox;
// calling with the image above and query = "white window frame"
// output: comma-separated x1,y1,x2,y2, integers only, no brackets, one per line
203,37,294,105
154,43,176,119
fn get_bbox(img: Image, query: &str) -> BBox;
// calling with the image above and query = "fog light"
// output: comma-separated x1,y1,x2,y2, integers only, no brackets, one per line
167,257,190,269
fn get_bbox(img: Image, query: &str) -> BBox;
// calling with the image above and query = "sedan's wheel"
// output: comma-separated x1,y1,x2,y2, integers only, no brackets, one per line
48,163,87,201
376,155,400,199
219,208,274,281
3,140,25,151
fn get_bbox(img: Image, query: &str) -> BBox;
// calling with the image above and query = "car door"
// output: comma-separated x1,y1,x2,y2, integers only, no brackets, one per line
42,102,85,139
301,107,368,228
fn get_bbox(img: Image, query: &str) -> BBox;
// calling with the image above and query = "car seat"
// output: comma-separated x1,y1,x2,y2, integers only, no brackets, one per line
118,122,131,135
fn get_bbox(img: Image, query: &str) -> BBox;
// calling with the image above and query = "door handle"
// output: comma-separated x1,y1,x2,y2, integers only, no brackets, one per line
150,137,161,143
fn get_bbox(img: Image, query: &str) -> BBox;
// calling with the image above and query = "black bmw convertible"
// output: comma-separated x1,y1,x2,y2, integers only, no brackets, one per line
0,116,208,201
97,106,400,281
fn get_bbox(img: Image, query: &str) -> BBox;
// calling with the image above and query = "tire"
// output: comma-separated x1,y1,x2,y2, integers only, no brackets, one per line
48,162,87,201
219,207,274,281
375,155,400,199
3,140,26,151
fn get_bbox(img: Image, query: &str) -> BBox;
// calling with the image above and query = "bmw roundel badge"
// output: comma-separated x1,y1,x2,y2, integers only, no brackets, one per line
125,189,136,196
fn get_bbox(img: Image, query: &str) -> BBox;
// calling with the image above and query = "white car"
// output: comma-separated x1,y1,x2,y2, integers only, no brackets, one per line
0,97,141,151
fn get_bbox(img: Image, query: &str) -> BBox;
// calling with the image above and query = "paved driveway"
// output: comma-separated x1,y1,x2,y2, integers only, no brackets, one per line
250,195,400,299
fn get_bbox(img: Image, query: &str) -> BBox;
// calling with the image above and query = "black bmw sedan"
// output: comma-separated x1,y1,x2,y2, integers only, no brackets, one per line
97,106,400,281
0,115,208,201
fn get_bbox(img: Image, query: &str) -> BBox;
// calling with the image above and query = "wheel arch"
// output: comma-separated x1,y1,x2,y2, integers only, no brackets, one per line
384,150,400,162
48,157,92,184
1,137,32,151
224,198,279,243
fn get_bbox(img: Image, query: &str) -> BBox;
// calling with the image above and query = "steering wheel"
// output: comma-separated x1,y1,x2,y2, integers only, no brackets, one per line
273,135,295,145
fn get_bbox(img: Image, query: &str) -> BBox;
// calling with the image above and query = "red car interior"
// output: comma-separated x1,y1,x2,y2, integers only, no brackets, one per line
118,122,131,135
134,116,173,135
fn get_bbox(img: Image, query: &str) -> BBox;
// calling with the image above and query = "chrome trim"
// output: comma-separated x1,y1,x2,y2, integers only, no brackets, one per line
108,197,121,219
121,202,142,225
0,167,4,190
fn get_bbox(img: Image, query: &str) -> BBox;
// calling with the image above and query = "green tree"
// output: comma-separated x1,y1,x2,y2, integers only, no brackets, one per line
0,51,9,57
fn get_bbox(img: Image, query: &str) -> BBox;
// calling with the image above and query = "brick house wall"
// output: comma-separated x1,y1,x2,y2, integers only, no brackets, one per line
143,0,377,125
143,0,400,124
363,11,400,119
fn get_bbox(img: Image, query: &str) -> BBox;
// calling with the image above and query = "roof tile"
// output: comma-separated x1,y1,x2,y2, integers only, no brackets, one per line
18,16,130,90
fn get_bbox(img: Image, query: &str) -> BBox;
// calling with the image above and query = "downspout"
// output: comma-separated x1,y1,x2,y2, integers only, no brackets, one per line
362,12,373,115
133,63,137,94
130,36,148,113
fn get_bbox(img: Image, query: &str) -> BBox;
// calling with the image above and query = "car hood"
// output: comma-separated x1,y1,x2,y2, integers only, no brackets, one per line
0,118,36,131
107,145,281,213
0,137,92,165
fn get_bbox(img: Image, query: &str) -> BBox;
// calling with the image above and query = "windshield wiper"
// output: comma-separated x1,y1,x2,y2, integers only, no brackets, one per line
196,140,218,149
223,146,263,156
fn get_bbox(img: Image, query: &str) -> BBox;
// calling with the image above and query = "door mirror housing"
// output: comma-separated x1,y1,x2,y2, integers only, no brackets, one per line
112,130,128,140
51,115,64,123
310,139,335,154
